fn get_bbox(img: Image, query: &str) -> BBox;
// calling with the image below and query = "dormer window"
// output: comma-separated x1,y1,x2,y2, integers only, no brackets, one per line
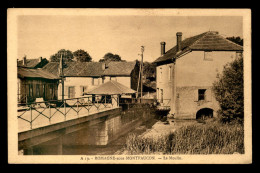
204,51,213,61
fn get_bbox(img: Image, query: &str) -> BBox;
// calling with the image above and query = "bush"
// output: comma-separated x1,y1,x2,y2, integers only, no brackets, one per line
213,56,244,123
125,121,244,154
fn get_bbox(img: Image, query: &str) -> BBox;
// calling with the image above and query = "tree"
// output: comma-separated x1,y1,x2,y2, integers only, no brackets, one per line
213,56,244,123
226,36,243,46
50,49,74,62
143,61,156,81
99,53,125,62
73,49,92,62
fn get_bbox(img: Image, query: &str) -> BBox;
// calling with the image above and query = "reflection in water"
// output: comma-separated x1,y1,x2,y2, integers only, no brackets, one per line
30,104,157,155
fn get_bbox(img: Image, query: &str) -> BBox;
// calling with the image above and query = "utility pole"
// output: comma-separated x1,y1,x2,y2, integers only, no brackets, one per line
59,54,64,101
136,46,144,99
140,46,144,98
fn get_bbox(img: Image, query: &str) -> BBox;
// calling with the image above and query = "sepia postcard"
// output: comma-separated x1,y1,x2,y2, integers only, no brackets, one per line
7,8,252,164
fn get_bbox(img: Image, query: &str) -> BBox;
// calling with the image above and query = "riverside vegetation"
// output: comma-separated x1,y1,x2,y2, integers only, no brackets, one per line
125,118,244,154
123,56,245,155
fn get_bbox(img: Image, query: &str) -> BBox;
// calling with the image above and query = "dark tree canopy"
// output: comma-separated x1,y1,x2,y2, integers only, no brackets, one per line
143,61,156,80
213,56,244,123
99,53,125,62
50,49,74,62
73,49,92,62
226,36,243,46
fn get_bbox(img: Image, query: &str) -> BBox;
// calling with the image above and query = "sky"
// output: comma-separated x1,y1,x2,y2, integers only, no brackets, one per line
17,14,243,62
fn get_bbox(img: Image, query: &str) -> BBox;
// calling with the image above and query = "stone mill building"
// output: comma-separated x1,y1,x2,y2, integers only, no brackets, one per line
154,31,243,119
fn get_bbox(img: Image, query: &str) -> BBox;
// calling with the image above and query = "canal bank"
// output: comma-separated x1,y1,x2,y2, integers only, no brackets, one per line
27,103,157,155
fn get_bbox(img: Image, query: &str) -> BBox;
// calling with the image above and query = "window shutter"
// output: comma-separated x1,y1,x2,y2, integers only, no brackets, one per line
194,89,198,101
206,89,212,102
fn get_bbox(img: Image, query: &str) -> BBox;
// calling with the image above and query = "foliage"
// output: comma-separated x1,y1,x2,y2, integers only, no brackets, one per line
125,120,244,154
73,49,92,62
50,49,74,62
226,36,243,46
99,53,125,62
143,61,156,81
213,56,244,123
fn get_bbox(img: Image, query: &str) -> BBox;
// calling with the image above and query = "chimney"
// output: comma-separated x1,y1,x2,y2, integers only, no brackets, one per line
23,56,27,66
39,57,42,62
176,32,182,52
160,42,166,56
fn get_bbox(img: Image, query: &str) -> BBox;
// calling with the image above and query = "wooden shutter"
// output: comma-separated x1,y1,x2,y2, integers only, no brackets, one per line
194,89,198,101
206,89,212,102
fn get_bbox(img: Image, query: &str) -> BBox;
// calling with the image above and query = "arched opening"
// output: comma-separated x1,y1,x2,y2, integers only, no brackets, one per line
196,108,213,119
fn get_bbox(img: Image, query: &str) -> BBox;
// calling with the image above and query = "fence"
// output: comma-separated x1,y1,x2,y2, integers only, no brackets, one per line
156,99,171,110
17,95,119,131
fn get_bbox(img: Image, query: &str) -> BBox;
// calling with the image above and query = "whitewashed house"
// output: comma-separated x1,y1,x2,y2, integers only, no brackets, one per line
42,61,139,100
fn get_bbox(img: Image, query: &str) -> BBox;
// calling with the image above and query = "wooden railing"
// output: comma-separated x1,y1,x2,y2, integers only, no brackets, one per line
156,99,171,110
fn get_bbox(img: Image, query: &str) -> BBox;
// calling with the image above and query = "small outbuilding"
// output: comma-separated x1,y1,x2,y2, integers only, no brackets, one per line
18,67,60,104
85,80,136,105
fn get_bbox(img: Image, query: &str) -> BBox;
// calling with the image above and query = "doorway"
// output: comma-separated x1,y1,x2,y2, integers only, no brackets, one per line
196,108,213,119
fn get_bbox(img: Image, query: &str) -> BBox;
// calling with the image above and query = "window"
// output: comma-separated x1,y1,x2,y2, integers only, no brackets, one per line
29,84,33,97
160,89,163,103
36,84,40,97
110,77,117,81
160,68,162,80
169,66,172,80
198,89,206,101
204,51,213,61
49,84,53,98
80,86,88,96
68,86,75,98
92,78,99,85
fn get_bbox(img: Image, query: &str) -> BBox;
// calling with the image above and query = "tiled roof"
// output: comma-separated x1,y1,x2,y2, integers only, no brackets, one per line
103,61,137,76
18,58,48,68
154,31,243,64
86,80,136,95
18,67,60,80
42,61,137,77
42,62,103,77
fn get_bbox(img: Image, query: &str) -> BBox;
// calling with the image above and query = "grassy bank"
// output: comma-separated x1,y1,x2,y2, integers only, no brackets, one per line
125,119,244,154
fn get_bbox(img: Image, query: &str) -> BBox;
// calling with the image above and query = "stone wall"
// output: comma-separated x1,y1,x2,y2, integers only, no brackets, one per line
175,86,219,119
61,104,155,146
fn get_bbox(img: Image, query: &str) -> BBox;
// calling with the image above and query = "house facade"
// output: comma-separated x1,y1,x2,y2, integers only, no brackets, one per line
154,31,243,119
42,61,139,100
17,67,60,104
